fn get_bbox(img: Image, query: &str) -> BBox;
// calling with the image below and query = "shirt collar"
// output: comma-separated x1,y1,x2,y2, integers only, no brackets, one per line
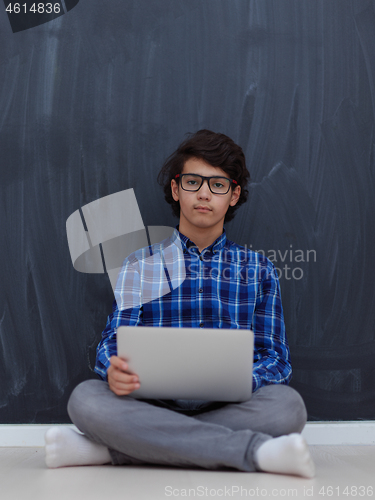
171,225,227,255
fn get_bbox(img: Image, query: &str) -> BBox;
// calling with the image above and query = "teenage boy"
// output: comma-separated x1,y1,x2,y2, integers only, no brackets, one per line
45,130,315,478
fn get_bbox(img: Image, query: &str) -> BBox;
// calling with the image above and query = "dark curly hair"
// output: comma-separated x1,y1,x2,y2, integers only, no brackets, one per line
157,129,250,223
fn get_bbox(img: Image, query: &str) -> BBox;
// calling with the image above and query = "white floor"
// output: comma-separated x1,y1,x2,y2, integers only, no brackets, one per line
1,445,374,500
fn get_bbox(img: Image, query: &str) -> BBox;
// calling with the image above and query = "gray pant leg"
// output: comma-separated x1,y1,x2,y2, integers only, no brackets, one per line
193,384,307,436
67,379,271,471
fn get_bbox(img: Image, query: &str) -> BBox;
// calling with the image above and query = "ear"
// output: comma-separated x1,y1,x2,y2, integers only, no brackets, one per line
171,178,179,202
229,185,241,206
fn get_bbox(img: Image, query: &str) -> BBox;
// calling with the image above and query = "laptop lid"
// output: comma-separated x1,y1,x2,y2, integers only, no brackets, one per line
116,326,254,402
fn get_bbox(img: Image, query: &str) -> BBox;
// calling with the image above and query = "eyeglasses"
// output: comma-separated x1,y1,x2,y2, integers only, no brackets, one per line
175,174,238,195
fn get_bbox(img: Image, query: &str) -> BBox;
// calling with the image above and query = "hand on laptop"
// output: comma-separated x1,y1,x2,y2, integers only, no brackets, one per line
107,355,140,396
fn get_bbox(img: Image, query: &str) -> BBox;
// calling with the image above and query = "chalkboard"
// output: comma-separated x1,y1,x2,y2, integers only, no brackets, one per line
1,0,374,423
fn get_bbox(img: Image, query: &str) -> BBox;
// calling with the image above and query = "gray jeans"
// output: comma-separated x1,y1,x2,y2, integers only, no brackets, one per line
67,380,307,472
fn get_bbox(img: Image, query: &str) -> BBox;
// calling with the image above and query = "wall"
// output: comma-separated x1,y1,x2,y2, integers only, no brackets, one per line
1,0,375,423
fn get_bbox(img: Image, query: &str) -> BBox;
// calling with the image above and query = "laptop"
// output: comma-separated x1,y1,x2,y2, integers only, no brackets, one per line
116,326,254,402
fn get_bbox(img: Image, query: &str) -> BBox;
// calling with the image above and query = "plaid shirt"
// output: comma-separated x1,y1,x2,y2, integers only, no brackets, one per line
95,228,292,392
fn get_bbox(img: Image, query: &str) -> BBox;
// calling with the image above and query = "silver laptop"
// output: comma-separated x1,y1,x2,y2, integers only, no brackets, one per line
116,326,254,402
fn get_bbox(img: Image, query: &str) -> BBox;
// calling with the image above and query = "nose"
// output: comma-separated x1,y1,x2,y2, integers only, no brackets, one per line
197,179,211,198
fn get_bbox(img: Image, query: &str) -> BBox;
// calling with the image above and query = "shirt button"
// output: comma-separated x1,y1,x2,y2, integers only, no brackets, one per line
199,322,204,328
199,255,203,261
199,288,203,293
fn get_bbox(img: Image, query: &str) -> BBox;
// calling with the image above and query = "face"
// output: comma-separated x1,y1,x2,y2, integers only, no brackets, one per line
171,157,241,235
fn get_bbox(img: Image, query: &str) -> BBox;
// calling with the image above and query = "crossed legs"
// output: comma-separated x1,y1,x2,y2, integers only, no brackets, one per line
45,379,314,476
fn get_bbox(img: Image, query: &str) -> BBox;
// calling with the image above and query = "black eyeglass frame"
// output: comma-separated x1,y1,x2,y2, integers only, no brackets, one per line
175,173,238,195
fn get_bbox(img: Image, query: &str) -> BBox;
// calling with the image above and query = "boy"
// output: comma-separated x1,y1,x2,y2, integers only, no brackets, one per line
45,130,315,477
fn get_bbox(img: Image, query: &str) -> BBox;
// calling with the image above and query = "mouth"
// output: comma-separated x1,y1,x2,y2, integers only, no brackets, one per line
194,205,212,212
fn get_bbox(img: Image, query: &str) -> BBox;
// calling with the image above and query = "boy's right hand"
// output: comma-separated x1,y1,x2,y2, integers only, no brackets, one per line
107,355,140,396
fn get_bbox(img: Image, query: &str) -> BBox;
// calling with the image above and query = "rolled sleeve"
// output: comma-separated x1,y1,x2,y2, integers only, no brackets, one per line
94,259,143,380
251,260,292,392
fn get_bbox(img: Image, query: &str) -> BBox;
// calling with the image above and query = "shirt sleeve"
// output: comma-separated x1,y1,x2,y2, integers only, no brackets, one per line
94,258,143,380
251,259,292,392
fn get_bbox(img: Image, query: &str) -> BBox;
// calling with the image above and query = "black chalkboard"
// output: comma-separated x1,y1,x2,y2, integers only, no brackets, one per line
1,0,375,423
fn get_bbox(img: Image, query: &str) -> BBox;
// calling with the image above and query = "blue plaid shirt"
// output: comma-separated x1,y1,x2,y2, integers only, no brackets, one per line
95,228,292,392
